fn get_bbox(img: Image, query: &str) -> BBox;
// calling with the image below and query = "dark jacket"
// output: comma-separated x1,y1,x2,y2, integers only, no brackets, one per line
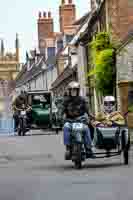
63,96,89,119
12,94,28,110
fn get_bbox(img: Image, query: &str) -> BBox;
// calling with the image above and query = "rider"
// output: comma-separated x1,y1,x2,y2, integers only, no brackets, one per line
63,81,95,159
93,96,125,126
12,90,31,130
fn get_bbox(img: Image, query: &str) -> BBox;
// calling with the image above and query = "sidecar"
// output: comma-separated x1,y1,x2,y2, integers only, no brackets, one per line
93,123,130,164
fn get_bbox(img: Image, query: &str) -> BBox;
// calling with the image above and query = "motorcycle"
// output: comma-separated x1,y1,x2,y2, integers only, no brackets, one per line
17,104,31,136
64,115,92,169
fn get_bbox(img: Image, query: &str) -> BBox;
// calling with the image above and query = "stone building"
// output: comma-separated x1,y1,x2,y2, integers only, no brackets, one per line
0,34,20,96
117,30,133,114
0,34,19,81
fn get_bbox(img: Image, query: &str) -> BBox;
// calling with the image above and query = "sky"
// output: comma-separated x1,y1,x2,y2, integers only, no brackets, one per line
0,0,90,62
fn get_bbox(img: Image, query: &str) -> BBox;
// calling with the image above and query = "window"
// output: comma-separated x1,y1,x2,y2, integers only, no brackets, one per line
47,47,55,57
65,35,74,44
57,40,63,51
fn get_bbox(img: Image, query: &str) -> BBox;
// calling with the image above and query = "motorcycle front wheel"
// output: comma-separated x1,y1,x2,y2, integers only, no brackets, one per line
72,144,82,169
18,118,26,136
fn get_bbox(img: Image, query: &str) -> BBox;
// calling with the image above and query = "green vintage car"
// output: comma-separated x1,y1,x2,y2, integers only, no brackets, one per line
27,91,58,130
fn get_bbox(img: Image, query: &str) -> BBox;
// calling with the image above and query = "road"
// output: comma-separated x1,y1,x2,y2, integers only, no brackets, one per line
0,130,132,200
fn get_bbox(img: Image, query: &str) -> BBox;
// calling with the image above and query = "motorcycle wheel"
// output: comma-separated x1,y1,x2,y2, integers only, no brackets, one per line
73,144,82,169
18,120,22,136
22,118,27,136
74,160,82,169
18,118,26,136
121,130,129,165
123,149,129,165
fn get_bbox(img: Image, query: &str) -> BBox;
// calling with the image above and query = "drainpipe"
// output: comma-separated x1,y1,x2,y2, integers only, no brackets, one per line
105,0,109,32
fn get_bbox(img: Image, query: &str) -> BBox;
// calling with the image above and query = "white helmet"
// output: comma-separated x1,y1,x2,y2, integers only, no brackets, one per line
67,81,80,90
67,81,80,96
103,96,116,113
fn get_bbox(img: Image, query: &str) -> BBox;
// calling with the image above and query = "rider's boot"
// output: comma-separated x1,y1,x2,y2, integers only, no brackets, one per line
65,145,71,160
85,145,96,158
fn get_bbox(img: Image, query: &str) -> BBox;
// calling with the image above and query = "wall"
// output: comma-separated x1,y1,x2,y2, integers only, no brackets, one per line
116,37,133,112
77,45,88,96
107,0,133,41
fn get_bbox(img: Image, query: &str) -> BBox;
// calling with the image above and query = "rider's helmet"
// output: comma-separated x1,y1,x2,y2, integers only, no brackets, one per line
67,81,80,96
103,96,116,113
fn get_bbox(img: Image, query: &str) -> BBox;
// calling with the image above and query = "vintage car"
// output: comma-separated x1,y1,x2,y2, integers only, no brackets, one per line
27,91,59,131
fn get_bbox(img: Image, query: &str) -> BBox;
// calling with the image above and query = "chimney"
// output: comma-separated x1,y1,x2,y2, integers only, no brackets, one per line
61,0,65,5
43,11,46,18
59,0,76,33
68,0,72,4
91,0,97,11
39,11,42,18
38,11,54,53
48,11,51,18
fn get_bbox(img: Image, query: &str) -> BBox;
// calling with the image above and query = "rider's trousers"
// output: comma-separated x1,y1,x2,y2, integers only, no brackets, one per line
63,122,92,146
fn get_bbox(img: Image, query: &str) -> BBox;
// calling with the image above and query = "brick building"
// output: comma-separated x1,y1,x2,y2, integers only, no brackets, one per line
37,0,78,59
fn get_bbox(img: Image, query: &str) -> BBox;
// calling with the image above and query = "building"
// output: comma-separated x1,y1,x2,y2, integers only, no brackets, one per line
117,30,133,114
51,12,90,96
51,0,133,113
79,0,133,113
51,45,78,95
37,0,78,59
15,53,57,93
16,0,78,94
0,34,20,96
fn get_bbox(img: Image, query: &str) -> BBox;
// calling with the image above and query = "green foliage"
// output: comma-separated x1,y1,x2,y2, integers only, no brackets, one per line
128,105,133,113
88,32,116,96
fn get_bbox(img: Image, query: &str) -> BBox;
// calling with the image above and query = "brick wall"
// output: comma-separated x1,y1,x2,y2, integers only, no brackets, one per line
59,0,76,33
38,11,54,52
107,0,133,41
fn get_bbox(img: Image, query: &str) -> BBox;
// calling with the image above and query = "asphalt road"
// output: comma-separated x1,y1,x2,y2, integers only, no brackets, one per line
0,130,132,200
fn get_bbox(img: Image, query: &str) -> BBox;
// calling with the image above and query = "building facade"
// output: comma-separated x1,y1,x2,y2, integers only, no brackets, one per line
117,31,133,114
16,0,78,94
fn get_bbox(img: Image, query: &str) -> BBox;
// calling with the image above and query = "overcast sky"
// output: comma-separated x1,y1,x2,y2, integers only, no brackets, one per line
0,0,90,62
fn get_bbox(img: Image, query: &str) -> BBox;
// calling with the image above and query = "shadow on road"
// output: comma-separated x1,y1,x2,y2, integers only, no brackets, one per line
31,161,123,173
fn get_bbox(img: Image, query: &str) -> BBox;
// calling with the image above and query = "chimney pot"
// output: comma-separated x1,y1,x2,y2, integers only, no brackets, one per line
43,12,46,18
68,0,72,4
61,0,65,5
39,12,42,18
48,11,51,18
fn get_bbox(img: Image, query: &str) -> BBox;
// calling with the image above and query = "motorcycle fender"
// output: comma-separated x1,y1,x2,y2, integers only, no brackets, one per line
75,132,82,143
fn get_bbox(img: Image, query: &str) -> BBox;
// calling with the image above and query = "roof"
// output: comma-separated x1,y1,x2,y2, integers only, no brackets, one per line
27,90,51,94
16,55,57,87
73,12,90,26
51,64,77,89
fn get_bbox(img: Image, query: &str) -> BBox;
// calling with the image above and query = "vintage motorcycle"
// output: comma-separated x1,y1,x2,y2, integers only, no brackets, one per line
17,104,31,136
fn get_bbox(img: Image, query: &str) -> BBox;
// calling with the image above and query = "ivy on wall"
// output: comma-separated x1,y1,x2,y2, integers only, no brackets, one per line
88,32,116,96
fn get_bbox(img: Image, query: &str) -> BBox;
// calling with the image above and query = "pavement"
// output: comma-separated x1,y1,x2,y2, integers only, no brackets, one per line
0,130,132,200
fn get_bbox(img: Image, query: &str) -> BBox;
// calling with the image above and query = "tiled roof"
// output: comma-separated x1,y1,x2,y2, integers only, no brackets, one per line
16,55,57,87
51,64,77,89
73,12,90,26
